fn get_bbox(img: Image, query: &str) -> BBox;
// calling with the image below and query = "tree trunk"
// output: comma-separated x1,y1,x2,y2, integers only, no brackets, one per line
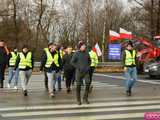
150,0,154,40
12,0,19,47
156,0,160,34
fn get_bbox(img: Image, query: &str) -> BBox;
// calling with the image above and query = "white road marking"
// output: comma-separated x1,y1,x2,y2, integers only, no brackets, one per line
1,99,160,112
2,104,159,118
22,112,145,120
95,73,160,85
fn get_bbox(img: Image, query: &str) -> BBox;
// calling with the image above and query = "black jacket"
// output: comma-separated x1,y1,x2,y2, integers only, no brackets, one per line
71,50,91,73
0,47,8,66
62,52,75,71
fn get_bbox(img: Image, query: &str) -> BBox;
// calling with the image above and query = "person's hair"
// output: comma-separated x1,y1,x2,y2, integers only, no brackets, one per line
127,41,133,47
0,40,4,42
48,42,53,47
22,45,28,49
67,46,72,48
13,46,17,50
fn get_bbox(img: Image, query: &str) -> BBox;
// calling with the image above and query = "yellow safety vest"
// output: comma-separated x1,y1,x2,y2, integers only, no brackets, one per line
125,50,136,66
19,52,32,69
9,52,18,66
44,48,59,68
60,50,65,58
89,50,98,67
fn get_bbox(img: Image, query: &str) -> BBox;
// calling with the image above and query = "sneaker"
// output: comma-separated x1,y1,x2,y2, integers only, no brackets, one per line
13,86,18,90
7,84,11,88
50,93,55,97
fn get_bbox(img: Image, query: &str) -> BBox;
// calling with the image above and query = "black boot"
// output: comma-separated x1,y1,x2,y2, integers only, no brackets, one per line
128,87,132,96
67,88,71,93
24,90,28,96
77,101,82,105
126,89,132,96
83,98,90,104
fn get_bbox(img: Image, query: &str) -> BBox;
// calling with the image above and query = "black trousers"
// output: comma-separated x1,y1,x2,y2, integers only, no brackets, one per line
0,64,6,88
44,72,48,90
76,70,90,102
89,67,95,86
64,69,74,90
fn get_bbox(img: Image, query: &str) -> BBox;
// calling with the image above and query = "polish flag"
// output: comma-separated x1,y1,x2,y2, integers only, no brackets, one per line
120,28,133,39
92,43,102,57
109,30,120,41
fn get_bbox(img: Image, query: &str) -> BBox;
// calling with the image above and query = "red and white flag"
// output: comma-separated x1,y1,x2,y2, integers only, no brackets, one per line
92,43,102,57
109,30,120,41
120,28,133,39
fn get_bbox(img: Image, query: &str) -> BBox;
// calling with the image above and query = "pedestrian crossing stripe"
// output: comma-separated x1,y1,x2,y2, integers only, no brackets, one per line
1,96,160,111
1,99,160,118
1,104,160,118
2,75,160,120
22,113,145,120
3,81,123,91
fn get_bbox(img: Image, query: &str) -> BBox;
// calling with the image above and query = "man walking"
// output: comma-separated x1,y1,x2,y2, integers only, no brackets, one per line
0,40,9,88
123,41,138,96
88,45,98,93
40,43,61,97
62,46,75,93
15,45,34,96
7,47,19,89
71,41,91,105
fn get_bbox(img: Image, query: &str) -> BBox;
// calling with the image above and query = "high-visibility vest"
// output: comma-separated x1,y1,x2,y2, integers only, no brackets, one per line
19,52,32,69
89,50,98,67
9,52,18,66
44,48,59,68
125,50,136,66
60,50,65,58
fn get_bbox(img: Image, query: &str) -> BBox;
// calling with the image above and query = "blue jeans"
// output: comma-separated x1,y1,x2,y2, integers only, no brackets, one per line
53,71,61,90
46,71,56,93
124,67,137,91
8,67,19,86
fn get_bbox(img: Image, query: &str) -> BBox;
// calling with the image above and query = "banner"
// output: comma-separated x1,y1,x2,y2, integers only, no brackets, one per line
108,44,121,60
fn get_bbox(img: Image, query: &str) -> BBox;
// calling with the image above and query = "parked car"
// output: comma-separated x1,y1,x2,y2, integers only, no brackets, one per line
144,57,160,78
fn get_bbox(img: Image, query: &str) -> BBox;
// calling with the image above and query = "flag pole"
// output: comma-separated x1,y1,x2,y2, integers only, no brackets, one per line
102,21,106,62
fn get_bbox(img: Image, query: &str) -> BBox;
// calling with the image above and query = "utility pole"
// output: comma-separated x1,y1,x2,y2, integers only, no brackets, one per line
102,21,106,62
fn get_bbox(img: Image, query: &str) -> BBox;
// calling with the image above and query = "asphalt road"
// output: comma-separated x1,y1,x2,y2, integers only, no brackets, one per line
0,73,160,120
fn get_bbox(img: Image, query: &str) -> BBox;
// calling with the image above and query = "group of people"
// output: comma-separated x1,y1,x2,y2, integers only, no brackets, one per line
0,40,99,105
0,39,139,105
40,41,98,105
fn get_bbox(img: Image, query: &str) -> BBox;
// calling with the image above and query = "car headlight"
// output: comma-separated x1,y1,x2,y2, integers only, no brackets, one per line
151,66,158,70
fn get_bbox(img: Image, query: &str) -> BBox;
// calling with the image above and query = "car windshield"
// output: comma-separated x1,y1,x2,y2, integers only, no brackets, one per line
156,40,160,48
153,39,160,48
